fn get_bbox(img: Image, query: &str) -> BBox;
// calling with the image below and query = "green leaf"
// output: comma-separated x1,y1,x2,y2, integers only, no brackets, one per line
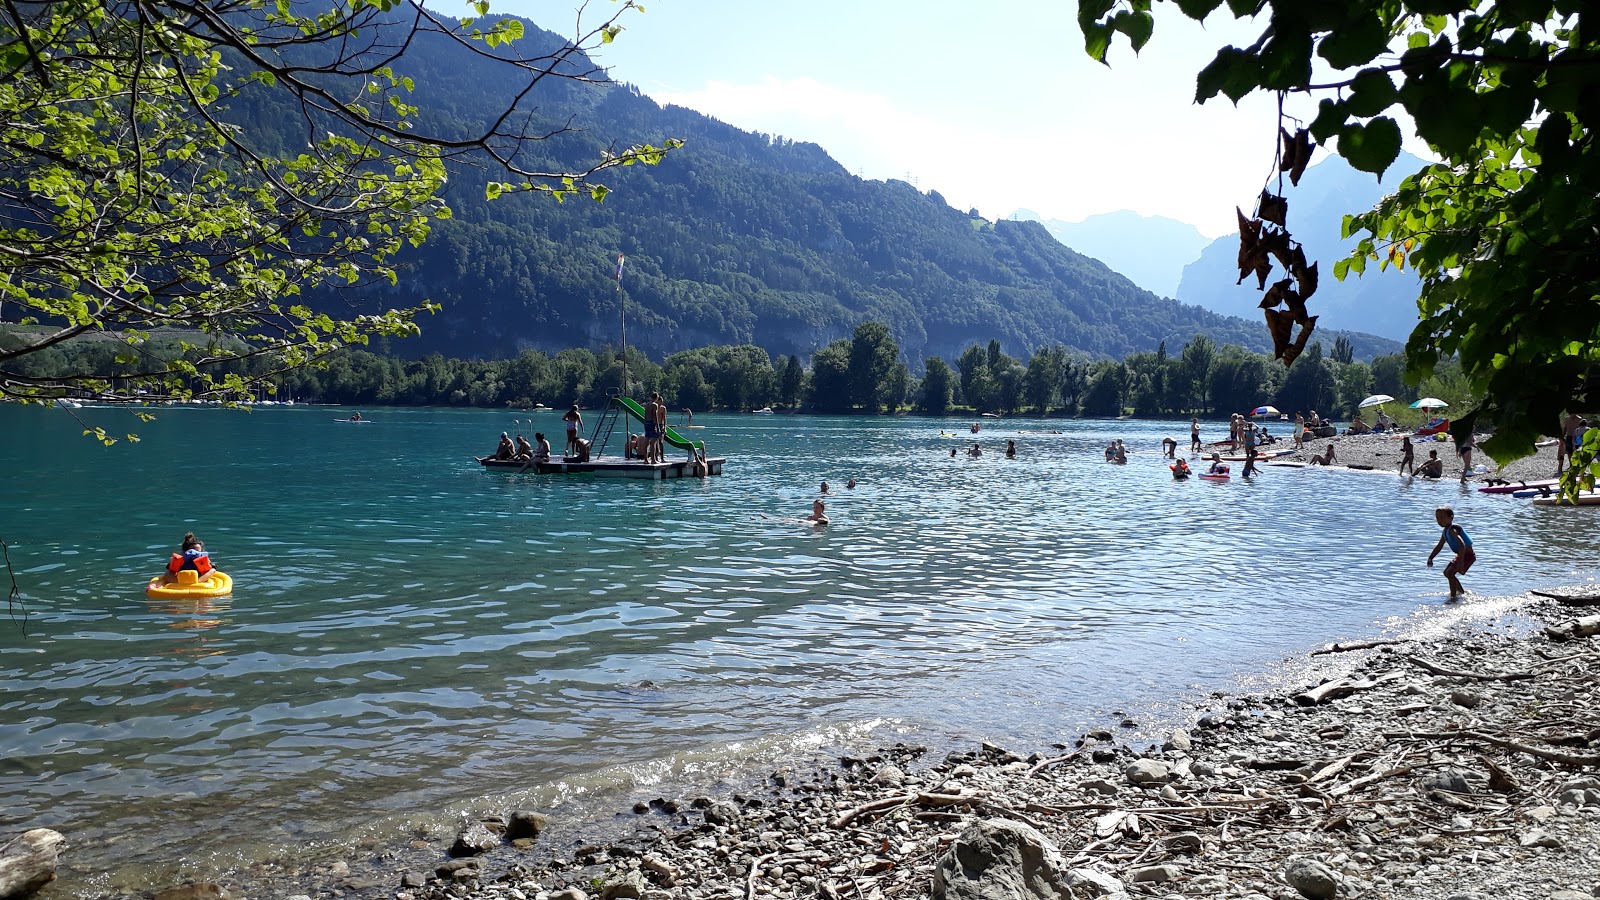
1083,22,1113,63
1308,97,1348,142
1111,10,1154,53
1195,46,1259,103
1339,116,1402,175
1316,12,1389,69
1259,25,1313,90
1344,69,1397,117
1173,0,1224,17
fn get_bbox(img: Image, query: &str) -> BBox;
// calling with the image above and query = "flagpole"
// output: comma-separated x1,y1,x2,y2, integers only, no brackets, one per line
616,252,628,398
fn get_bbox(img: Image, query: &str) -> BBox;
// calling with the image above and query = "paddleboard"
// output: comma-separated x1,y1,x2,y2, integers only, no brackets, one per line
1532,493,1600,506
1512,485,1561,498
1199,473,1230,482
1480,479,1558,495
333,418,372,423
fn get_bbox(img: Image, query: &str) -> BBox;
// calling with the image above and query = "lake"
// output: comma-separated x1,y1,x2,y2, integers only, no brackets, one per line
1,404,1593,894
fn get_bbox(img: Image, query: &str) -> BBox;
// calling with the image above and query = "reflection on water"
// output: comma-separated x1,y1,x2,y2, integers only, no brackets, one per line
0,405,1595,893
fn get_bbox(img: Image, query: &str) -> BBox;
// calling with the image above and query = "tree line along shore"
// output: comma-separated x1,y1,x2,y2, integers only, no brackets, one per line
4,322,1468,427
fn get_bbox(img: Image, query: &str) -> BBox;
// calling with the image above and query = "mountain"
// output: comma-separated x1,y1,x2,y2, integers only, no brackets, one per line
1011,209,1212,299
287,16,1402,364
1175,152,1431,342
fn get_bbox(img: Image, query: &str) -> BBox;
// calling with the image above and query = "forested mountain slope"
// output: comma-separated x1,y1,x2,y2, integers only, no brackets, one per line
293,16,1399,363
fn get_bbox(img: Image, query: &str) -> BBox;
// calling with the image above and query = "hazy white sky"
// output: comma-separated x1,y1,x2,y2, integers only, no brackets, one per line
496,1,1327,237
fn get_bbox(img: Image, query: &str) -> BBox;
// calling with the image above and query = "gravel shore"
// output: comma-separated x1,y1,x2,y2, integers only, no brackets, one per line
1243,433,1563,484
156,592,1600,900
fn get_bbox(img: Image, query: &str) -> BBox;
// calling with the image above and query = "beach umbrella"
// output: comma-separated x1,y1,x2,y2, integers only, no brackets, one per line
1250,405,1280,417
1358,394,1395,409
1410,397,1449,409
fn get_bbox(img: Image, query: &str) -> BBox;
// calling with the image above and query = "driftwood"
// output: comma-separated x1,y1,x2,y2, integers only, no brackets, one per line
1545,615,1600,642
1392,731,1600,768
829,791,976,829
0,829,65,900
1531,590,1600,607
1294,671,1402,706
1406,655,1537,681
746,852,777,900
1310,638,1409,656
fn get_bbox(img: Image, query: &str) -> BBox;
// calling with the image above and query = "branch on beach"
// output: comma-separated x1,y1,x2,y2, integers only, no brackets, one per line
830,792,979,829
1311,639,1411,656
1385,731,1600,768
1544,615,1600,643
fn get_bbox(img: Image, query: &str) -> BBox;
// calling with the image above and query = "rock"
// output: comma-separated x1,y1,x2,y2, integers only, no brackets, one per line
1450,690,1485,709
599,871,647,900
400,872,427,888
1163,730,1192,752
325,861,349,877
550,889,588,900
1064,869,1126,898
1080,778,1118,796
1284,857,1339,900
1197,712,1229,729
506,810,551,841
1548,893,1590,900
1191,761,1218,778
951,764,978,778
1090,748,1119,764
1124,759,1170,785
703,801,740,826
1130,865,1178,883
153,885,227,900
871,764,906,788
931,819,1112,900
1422,769,1473,795
1527,805,1557,823
451,823,500,857
0,830,67,900
1159,786,1181,802
1519,830,1563,849
436,859,479,879
1164,833,1203,854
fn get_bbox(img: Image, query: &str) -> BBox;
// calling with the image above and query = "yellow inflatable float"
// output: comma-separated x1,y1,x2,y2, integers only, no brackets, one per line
146,568,233,599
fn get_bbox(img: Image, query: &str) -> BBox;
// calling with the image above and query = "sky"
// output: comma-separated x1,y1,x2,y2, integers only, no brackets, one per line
495,0,1325,238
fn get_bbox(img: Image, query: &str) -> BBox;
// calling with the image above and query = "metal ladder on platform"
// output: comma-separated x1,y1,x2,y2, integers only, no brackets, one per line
588,391,627,459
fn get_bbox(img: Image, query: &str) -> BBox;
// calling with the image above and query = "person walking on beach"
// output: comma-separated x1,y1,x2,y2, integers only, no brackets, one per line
1294,412,1305,449
1427,505,1475,599
1190,417,1201,452
1398,436,1416,476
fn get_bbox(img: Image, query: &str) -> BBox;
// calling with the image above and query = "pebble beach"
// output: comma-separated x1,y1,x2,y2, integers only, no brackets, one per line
98,591,1600,900
1254,433,1563,484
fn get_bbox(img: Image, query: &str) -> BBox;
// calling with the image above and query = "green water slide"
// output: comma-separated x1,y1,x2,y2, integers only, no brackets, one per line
612,397,705,454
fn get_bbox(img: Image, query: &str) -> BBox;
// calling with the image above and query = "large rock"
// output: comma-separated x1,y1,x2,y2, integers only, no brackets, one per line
599,871,647,900
1284,857,1339,900
506,811,550,841
931,819,1124,900
1124,759,1170,785
449,823,499,858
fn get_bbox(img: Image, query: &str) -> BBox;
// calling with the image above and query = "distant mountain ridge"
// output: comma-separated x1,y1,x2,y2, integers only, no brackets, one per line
1011,209,1212,299
1175,153,1431,342
291,15,1403,364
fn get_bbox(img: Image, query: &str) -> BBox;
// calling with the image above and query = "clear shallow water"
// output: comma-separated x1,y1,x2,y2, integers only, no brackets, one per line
1,405,1595,892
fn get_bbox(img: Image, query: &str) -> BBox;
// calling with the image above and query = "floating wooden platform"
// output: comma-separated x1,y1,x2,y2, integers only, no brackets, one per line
479,456,726,479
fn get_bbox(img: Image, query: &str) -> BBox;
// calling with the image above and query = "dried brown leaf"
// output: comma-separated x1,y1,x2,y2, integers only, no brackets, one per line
1258,191,1288,227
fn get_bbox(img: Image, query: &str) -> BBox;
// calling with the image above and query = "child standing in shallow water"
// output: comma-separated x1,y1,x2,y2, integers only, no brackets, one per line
1426,505,1475,598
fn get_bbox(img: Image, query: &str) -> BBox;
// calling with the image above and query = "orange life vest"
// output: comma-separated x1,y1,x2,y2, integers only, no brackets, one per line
167,551,213,575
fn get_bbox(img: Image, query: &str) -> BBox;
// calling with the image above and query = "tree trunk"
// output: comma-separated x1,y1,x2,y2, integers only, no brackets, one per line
0,829,66,900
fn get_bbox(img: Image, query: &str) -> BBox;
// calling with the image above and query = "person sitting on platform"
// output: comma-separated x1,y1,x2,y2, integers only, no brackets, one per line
1309,443,1338,466
532,432,552,462
512,434,535,461
493,432,515,460
570,438,592,464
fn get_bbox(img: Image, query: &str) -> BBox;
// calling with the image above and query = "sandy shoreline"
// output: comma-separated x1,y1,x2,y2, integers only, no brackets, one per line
90,590,1600,900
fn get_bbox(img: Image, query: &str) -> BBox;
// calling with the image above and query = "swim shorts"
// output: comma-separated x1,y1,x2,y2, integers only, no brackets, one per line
1445,546,1476,576
644,423,660,439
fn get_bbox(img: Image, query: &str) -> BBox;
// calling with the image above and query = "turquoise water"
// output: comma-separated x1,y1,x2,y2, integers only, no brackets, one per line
1,404,1594,892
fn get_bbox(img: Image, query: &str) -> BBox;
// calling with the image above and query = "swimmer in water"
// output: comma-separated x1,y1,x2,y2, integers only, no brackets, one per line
807,498,829,526
846,478,857,489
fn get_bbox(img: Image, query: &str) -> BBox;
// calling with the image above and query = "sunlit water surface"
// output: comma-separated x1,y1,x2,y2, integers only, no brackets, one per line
1,405,1594,893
